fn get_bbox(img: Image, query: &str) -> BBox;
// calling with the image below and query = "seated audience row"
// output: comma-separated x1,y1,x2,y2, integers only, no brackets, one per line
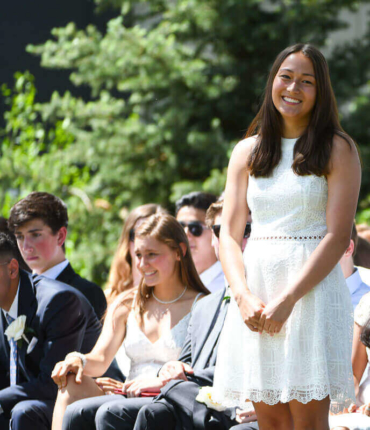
2,189,370,430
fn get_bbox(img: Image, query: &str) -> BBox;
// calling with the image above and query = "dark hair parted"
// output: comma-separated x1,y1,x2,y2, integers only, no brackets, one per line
9,192,68,234
175,192,217,216
205,200,224,228
0,232,20,262
135,213,209,315
247,43,354,178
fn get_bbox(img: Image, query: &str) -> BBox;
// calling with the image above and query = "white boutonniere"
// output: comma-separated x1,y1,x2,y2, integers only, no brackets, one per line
196,386,226,412
5,315,34,348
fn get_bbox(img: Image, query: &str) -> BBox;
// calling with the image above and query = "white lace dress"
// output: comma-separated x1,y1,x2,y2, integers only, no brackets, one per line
213,137,355,407
115,294,202,381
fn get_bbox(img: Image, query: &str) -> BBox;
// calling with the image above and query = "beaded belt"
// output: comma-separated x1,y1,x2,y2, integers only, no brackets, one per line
250,235,325,242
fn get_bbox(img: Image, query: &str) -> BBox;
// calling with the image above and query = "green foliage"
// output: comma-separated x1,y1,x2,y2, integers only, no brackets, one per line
1,0,369,283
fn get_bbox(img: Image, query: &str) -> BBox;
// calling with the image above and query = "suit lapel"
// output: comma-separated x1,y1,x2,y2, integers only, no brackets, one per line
192,289,225,366
56,263,75,285
0,311,10,363
17,271,38,381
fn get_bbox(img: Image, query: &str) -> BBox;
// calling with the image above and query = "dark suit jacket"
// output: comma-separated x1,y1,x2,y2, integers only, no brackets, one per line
57,263,107,320
154,288,232,430
0,270,103,416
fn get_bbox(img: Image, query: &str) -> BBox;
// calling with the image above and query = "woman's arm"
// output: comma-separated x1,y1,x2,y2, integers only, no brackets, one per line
352,322,368,397
220,138,265,332
52,292,133,387
259,136,361,334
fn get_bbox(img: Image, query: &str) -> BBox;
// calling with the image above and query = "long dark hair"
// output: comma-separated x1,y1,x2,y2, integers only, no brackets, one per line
135,213,209,315
247,43,353,178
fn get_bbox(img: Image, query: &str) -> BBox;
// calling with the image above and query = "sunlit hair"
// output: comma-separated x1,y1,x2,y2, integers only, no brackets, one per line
135,213,209,316
246,43,356,178
106,204,167,304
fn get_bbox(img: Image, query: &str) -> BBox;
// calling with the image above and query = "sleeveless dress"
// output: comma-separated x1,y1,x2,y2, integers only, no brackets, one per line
115,293,202,381
212,137,355,407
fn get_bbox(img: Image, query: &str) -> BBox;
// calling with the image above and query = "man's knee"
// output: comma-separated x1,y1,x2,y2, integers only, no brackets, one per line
136,403,175,430
10,400,53,430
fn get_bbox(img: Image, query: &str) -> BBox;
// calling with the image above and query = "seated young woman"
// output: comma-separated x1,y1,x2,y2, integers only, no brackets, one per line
51,213,209,430
329,291,370,430
105,203,167,304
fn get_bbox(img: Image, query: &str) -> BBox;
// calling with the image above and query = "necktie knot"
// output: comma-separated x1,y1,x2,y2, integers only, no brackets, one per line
32,274,43,287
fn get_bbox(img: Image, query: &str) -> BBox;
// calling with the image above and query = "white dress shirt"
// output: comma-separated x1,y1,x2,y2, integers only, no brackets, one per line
36,259,69,280
2,281,20,321
200,261,225,293
346,268,370,309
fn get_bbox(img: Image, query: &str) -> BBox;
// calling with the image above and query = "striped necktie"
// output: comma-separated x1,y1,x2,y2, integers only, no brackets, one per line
5,314,17,386
32,273,43,287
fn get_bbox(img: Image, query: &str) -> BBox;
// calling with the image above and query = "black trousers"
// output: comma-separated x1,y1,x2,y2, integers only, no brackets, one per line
62,394,152,430
0,399,54,430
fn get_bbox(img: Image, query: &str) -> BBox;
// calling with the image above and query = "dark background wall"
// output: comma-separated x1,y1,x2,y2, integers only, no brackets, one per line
0,0,114,124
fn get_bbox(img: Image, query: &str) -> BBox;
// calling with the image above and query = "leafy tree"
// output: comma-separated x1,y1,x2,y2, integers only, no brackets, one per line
1,0,369,284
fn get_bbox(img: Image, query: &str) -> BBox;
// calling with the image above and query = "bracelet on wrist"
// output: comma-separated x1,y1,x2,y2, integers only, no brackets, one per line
65,351,86,369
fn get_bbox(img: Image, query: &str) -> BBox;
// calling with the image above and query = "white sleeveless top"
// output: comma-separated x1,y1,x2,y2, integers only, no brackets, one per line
115,293,202,381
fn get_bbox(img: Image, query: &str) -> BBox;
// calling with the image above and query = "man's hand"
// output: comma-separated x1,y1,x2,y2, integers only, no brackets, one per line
122,377,166,398
159,361,194,383
236,408,258,423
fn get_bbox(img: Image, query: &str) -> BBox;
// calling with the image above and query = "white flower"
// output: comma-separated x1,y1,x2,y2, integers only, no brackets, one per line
196,386,226,412
5,315,27,342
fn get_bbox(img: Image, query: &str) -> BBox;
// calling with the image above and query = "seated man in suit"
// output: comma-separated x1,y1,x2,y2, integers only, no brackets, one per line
64,200,256,430
0,232,103,430
8,192,107,320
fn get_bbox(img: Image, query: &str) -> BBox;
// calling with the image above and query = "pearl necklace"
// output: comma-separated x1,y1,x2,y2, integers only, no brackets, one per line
152,285,188,304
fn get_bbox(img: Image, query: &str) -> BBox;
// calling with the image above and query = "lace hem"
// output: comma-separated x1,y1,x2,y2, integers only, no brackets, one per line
213,385,355,408
250,235,325,242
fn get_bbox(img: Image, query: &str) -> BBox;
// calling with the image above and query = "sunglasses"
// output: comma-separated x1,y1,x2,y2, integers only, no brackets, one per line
179,221,210,237
129,228,135,242
212,223,251,239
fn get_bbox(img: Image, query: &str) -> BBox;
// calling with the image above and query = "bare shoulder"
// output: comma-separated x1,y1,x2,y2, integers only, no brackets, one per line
232,136,258,159
108,288,136,323
330,134,360,167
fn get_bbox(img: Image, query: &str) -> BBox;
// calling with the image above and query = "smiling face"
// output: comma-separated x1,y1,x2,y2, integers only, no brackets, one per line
14,219,67,274
135,236,181,288
272,52,317,131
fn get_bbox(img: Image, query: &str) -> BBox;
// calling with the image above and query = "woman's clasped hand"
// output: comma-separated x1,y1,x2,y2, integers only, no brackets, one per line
238,292,295,335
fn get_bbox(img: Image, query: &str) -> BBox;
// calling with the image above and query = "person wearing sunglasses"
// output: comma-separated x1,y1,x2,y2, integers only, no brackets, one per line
176,192,224,293
206,200,252,260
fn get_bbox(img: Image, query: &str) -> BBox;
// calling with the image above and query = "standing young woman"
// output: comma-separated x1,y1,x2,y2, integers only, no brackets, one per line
212,44,361,429
51,214,208,430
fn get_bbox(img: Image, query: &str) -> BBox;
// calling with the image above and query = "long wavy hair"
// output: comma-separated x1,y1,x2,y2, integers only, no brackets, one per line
134,213,209,316
106,204,167,304
247,43,354,178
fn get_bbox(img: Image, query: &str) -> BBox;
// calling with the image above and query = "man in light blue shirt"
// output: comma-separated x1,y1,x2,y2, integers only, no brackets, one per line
340,223,370,309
